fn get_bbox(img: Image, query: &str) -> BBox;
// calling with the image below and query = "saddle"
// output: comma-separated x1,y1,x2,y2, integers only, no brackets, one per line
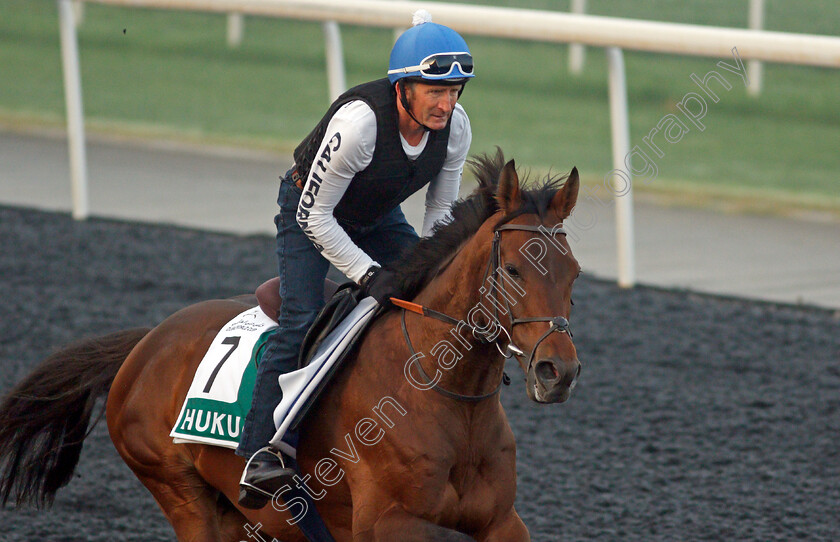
255,277,369,368
254,277,379,429
255,277,341,325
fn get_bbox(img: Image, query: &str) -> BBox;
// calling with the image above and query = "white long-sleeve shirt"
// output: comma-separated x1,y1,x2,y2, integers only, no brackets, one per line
297,100,471,283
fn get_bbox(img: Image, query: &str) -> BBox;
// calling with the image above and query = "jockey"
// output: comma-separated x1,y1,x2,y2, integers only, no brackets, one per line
236,10,474,508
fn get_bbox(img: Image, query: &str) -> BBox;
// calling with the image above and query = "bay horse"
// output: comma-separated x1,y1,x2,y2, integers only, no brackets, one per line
0,150,581,541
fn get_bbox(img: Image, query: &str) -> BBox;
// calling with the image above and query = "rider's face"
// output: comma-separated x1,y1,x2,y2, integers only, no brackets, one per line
406,83,461,131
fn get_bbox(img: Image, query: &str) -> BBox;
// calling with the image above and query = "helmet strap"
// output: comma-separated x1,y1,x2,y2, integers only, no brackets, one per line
397,80,433,132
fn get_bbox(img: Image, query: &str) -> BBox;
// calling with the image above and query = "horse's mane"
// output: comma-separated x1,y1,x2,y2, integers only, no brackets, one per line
393,148,570,299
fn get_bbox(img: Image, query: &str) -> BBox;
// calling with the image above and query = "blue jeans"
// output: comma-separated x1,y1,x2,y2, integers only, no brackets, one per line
236,173,419,457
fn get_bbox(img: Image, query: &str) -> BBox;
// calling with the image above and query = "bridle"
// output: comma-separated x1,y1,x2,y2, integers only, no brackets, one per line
393,222,574,403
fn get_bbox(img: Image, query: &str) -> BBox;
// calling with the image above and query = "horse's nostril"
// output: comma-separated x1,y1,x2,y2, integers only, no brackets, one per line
576,363,582,378
535,360,559,382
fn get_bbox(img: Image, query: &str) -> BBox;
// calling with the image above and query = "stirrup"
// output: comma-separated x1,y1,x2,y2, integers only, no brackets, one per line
238,446,295,510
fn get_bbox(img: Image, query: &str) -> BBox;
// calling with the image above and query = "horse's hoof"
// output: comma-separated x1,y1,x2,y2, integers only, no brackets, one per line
238,487,270,509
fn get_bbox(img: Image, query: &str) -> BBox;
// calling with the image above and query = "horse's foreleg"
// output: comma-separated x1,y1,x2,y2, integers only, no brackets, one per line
477,507,530,542
366,507,476,542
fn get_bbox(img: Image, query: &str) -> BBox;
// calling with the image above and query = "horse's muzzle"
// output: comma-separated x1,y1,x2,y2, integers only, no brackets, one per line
527,358,581,403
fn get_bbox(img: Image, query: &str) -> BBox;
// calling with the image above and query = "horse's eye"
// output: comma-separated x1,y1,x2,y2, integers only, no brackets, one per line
504,264,520,278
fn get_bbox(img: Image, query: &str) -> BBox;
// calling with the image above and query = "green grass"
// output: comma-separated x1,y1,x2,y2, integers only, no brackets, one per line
2,0,839,211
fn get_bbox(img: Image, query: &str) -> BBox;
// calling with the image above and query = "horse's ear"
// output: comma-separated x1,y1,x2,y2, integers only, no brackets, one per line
496,159,522,214
551,167,580,220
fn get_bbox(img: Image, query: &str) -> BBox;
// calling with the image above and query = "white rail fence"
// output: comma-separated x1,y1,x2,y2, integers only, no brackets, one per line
57,0,840,288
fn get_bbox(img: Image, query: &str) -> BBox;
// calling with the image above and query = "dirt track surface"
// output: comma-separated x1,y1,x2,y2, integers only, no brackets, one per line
1,206,839,541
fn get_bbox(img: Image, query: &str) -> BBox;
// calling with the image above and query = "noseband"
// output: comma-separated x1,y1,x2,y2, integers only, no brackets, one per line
394,222,573,402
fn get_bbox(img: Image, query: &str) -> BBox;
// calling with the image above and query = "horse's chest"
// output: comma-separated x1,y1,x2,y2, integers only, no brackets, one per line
440,449,517,527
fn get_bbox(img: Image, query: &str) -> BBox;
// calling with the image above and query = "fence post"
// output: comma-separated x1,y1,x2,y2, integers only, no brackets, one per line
227,13,244,47
606,47,635,288
322,21,346,101
58,0,89,220
747,0,765,96
568,0,586,74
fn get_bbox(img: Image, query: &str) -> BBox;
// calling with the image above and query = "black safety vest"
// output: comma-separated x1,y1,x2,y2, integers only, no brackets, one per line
292,78,451,226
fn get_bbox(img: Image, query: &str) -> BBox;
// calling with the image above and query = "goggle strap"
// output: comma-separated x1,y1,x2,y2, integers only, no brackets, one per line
387,63,432,75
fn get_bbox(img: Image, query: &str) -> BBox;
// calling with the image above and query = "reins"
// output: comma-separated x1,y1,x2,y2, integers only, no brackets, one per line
391,222,573,403
399,310,509,402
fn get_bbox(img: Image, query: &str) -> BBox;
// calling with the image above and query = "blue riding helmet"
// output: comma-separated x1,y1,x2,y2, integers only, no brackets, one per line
388,15,474,85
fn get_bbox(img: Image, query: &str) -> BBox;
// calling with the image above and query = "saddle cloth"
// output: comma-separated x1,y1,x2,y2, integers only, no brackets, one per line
170,306,277,448
171,297,379,449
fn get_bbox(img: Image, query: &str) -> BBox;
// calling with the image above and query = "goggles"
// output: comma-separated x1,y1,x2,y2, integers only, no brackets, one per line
388,52,474,79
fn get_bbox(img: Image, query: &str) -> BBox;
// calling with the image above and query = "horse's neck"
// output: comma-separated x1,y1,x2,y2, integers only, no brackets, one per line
407,233,506,400
299,233,506,470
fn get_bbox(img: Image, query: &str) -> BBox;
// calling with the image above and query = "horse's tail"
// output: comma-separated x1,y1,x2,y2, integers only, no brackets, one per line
0,327,151,508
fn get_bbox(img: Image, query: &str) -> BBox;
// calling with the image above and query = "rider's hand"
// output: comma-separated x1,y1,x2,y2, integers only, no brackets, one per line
359,266,400,306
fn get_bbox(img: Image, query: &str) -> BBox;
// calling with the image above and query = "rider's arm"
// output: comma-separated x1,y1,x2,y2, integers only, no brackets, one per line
297,101,377,283
421,104,471,237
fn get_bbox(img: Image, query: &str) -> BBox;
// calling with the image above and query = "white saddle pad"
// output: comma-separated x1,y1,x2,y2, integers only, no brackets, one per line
270,296,379,449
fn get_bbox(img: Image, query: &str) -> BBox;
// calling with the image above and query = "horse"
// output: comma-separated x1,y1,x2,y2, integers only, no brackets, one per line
0,149,582,542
